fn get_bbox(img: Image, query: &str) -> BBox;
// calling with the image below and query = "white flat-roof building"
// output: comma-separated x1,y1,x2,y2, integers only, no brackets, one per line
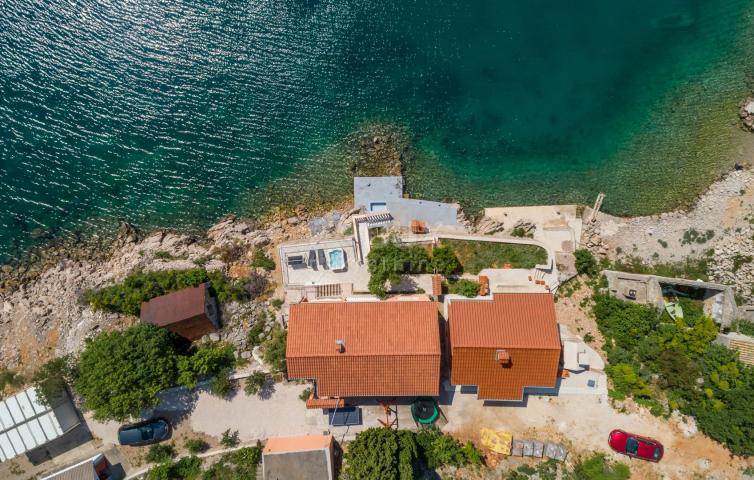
0,387,80,462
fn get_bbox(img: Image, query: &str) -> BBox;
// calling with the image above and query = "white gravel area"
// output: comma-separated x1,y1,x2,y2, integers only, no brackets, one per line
189,382,325,441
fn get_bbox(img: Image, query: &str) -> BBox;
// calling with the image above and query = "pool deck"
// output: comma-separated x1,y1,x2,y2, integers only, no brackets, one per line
279,238,370,293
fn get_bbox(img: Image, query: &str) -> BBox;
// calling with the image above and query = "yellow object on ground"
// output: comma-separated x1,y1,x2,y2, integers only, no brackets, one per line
480,428,513,455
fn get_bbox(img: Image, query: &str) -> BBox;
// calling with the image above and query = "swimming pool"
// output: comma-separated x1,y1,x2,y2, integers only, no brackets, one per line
327,248,346,270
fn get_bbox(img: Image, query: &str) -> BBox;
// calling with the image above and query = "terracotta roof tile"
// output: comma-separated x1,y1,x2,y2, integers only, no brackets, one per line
449,293,561,400
287,301,441,397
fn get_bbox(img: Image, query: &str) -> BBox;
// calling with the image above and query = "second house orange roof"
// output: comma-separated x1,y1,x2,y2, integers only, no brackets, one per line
287,301,441,397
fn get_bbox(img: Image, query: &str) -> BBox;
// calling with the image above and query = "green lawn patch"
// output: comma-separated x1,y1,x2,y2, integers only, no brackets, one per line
440,239,547,275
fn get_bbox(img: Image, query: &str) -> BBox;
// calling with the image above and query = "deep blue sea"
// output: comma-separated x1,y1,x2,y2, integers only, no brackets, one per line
1,1,753,262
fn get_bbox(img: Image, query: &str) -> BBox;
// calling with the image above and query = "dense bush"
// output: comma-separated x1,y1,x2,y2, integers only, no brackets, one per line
446,279,480,298
367,237,431,297
184,438,210,455
75,324,178,421
146,456,203,480
84,268,248,316
593,295,754,455
345,427,483,480
146,443,177,464
429,245,461,275
574,249,598,276
220,429,240,448
573,453,630,480
177,344,236,390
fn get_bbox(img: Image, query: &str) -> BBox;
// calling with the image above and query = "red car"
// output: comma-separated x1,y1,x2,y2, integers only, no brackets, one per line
608,429,664,462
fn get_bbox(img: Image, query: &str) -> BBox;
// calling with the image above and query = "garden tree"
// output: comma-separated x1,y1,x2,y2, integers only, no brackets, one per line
367,237,430,297
208,367,234,398
177,344,236,389
75,324,178,421
32,355,75,406
429,245,460,275
344,427,408,480
244,371,267,396
574,249,598,277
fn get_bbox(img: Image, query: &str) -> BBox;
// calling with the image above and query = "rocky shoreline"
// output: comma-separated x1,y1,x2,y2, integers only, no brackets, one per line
589,167,754,304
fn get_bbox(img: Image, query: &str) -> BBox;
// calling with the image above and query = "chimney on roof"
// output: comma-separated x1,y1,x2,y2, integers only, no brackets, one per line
335,339,345,354
496,349,511,366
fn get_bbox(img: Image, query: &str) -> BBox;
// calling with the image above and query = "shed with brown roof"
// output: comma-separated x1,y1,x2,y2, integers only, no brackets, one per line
286,300,441,398
140,283,219,341
448,293,561,401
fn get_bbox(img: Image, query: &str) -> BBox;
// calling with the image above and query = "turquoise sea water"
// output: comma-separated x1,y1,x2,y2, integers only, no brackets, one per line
1,1,753,262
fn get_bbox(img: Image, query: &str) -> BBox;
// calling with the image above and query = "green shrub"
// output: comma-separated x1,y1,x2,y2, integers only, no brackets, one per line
0,369,24,396
299,387,313,402
730,319,754,337
146,443,176,464
173,456,203,480
75,324,178,421
447,279,480,298
32,356,74,406
208,367,234,398
146,456,203,480
208,443,263,478
184,438,210,455
263,327,287,373
573,453,630,480
251,251,276,271
244,372,267,396
367,237,431,297
84,268,248,315
732,254,753,273
220,429,240,448
177,344,236,390
430,245,461,275
575,249,598,276
270,298,284,309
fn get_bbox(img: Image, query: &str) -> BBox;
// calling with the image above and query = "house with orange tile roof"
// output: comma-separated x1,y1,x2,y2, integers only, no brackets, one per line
447,292,562,401
286,299,441,402
263,434,337,480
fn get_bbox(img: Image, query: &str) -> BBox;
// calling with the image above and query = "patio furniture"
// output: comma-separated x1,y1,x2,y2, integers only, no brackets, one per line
307,250,318,270
317,249,328,270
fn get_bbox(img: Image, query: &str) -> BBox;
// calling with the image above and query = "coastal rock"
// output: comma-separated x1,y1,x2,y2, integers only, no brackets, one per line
476,217,505,235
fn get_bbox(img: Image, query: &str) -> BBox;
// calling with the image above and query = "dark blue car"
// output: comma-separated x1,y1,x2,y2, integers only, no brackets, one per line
117,417,171,446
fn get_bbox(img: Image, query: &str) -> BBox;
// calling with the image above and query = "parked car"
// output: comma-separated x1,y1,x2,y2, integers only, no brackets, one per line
118,417,171,446
608,429,664,462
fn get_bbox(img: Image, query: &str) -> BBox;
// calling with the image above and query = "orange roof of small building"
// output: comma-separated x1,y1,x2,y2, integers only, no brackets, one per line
449,292,561,400
140,284,207,326
287,301,441,397
264,435,333,454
